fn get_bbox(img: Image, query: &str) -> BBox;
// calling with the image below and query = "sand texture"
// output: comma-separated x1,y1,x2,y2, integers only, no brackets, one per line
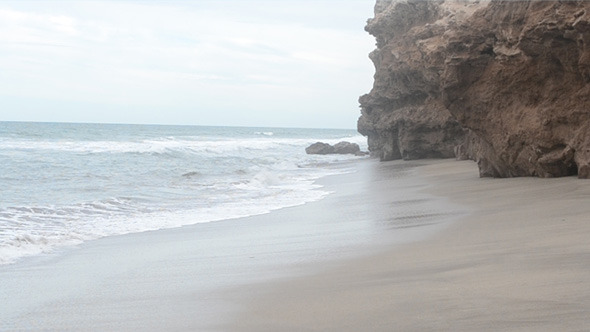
0,160,457,331
2,159,589,331
228,160,590,332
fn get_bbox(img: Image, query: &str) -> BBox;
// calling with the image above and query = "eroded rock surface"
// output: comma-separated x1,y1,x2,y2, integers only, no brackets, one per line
359,0,590,178
358,0,479,162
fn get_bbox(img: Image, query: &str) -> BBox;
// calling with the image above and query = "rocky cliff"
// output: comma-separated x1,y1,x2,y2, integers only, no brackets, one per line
359,0,590,178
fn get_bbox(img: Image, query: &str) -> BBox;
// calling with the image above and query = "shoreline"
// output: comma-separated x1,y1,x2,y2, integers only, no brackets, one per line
5,158,587,331
1,158,458,331
227,159,590,331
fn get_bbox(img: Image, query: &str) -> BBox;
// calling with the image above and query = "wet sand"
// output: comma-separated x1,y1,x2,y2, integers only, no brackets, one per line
0,159,459,331
3,159,589,331
228,160,590,332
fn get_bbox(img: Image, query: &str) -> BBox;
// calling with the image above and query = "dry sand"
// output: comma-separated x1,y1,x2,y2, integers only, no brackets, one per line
227,160,590,332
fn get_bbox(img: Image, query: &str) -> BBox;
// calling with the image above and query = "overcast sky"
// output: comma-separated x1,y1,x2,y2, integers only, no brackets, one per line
0,0,376,129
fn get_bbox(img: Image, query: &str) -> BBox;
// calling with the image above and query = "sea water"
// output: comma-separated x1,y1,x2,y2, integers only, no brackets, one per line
0,122,366,265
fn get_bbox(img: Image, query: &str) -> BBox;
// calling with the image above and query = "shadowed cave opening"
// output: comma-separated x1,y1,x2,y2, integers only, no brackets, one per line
568,162,579,176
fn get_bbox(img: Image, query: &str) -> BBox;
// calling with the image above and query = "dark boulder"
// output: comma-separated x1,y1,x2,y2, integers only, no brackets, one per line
333,141,361,155
305,142,335,155
306,141,363,155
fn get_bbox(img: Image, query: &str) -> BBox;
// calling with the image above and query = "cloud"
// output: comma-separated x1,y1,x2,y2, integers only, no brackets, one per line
0,0,376,128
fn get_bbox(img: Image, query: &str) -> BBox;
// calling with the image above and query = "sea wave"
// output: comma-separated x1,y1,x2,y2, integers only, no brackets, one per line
254,131,274,136
0,124,367,265
0,135,367,155
0,166,349,265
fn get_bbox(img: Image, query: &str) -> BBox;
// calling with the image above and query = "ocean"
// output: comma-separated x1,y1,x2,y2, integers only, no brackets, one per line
0,121,366,265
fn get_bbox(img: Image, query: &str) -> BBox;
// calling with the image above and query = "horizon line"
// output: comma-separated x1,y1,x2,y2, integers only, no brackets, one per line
0,120,359,131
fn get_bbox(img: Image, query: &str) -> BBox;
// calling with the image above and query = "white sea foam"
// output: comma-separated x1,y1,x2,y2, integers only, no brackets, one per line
254,131,274,136
0,170,339,265
0,160,354,265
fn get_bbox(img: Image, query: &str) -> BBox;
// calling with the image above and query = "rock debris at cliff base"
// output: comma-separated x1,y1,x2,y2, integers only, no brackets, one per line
358,0,590,178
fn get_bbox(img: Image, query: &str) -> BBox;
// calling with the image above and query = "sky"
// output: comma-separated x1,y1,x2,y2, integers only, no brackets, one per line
0,0,376,129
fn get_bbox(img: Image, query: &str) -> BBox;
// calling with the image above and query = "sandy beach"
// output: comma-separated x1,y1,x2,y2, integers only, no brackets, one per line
0,158,457,331
228,160,590,331
2,159,590,331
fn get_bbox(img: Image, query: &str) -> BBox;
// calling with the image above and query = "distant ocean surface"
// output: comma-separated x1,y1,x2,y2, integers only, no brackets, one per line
0,122,366,265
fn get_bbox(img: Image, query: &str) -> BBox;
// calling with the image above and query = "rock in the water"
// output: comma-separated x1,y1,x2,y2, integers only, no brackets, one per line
182,171,201,178
305,141,363,155
305,142,335,155
359,0,590,178
333,142,361,155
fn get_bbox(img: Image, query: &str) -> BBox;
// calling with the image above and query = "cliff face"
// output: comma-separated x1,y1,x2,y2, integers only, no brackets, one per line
358,0,485,161
359,0,590,178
